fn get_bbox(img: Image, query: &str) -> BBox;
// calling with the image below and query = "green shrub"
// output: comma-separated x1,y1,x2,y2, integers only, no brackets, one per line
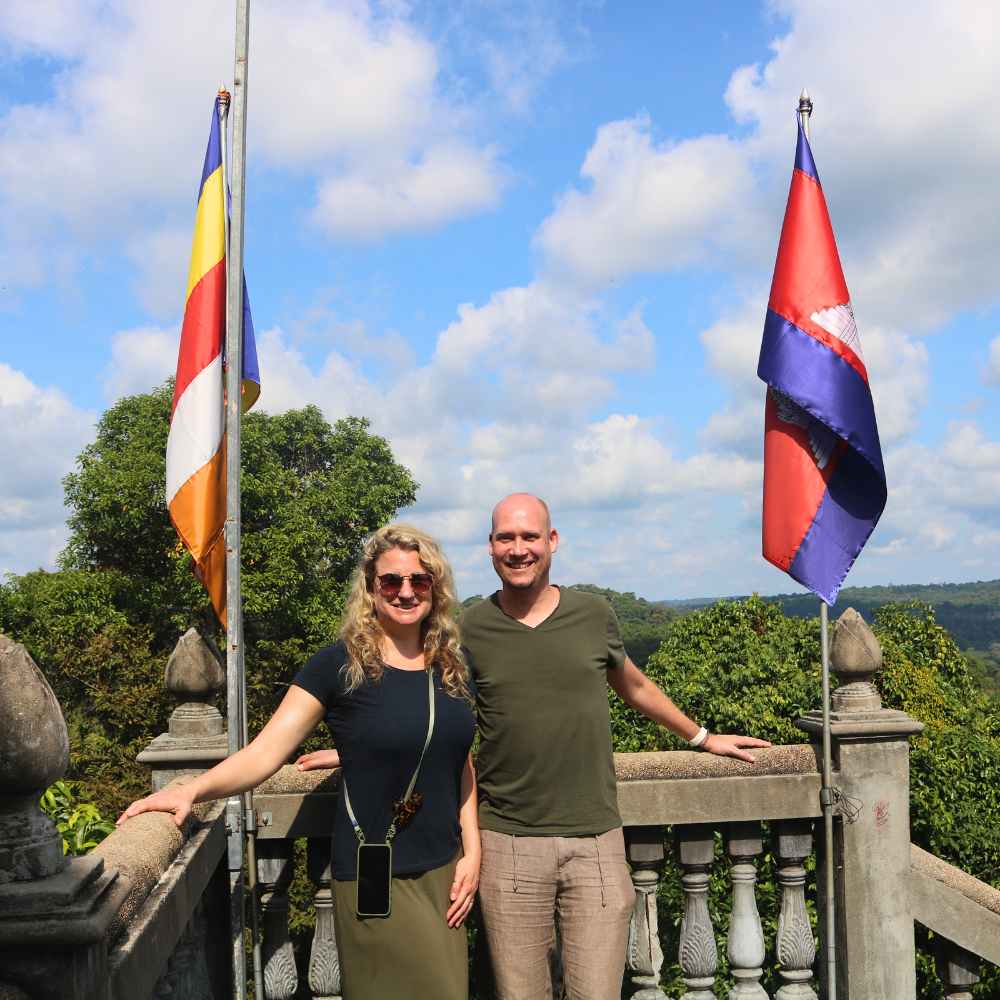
39,779,116,856
608,597,1000,998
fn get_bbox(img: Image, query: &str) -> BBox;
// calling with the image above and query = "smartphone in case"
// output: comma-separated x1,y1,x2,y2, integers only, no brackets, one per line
356,842,392,917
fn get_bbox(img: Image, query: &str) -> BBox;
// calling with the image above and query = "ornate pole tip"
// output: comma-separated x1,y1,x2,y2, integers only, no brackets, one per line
797,88,813,117
218,87,231,107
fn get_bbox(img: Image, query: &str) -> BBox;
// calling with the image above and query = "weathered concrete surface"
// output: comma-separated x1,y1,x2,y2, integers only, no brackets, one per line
164,627,225,698
910,843,1000,965
93,779,218,937
106,801,227,1000
0,636,69,883
798,608,924,1000
614,744,818,781
254,765,341,840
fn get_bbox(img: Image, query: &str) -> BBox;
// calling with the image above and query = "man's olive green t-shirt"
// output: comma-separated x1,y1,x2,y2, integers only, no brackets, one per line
462,587,626,836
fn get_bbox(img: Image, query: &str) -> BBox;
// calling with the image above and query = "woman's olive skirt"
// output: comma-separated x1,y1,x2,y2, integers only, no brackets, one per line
333,856,468,1000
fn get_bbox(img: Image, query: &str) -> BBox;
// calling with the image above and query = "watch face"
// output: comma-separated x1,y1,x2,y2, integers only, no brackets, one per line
356,843,392,917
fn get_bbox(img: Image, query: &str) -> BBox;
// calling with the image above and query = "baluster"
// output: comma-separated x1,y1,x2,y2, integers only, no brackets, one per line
934,937,980,1000
257,838,298,1000
307,837,342,1000
773,819,817,999
154,902,213,1000
675,824,717,1000
725,822,767,1000
625,825,666,999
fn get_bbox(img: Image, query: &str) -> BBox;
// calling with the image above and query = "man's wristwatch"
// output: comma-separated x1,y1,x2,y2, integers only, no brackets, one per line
688,726,710,748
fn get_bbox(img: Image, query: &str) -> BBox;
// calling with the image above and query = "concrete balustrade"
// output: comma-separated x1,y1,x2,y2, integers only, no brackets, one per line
1,613,999,999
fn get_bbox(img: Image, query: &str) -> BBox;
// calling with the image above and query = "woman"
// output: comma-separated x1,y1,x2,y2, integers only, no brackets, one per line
118,524,480,1000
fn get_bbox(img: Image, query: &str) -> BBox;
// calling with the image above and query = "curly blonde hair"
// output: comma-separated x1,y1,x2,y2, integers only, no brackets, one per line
340,523,470,701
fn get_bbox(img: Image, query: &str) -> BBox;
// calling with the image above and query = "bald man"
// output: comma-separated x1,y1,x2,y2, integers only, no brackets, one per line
461,493,768,1000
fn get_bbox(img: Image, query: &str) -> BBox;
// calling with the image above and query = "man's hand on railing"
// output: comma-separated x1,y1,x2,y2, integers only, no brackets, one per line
295,749,341,771
701,734,771,764
116,782,198,828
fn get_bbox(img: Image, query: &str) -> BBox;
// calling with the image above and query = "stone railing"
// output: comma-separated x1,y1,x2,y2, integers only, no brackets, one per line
2,611,999,999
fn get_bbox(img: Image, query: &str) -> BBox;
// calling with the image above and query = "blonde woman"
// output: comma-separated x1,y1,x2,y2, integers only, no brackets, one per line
118,524,480,1000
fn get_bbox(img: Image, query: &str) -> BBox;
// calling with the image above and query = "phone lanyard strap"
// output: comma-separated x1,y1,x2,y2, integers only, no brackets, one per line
343,666,435,846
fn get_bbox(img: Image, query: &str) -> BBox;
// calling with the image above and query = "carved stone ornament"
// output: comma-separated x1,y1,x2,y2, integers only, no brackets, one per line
676,826,717,1000
725,823,767,1000
0,636,69,883
773,820,817,1000
307,838,342,999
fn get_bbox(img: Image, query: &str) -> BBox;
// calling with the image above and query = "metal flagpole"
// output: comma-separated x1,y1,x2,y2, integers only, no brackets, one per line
224,3,264,997
800,86,838,1000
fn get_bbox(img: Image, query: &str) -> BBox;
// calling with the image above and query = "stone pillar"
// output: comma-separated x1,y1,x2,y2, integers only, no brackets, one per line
137,628,229,790
772,819,817,1000
724,822,767,1000
675,824,717,1000
257,839,297,1000
797,608,923,1000
0,636,128,1000
307,838,341,1000
625,825,666,1000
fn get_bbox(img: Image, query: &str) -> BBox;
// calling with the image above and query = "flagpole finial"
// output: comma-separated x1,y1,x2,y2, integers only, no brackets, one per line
218,87,232,109
798,88,813,139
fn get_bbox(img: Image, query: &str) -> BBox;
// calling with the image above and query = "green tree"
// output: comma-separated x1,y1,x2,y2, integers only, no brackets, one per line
607,597,1000,998
0,383,418,810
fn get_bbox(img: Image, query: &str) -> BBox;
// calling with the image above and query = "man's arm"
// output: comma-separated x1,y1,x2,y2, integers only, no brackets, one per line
607,656,770,764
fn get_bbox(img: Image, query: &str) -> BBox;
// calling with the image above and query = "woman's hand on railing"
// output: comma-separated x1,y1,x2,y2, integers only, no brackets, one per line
295,749,341,771
446,850,480,928
702,734,772,763
116,782,198,828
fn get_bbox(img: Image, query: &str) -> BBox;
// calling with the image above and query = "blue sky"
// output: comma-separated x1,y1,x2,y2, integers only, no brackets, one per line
2,0,999,601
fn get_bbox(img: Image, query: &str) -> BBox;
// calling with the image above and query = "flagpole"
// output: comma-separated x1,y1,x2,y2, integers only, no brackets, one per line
224,3,264,998
800,86,838,1000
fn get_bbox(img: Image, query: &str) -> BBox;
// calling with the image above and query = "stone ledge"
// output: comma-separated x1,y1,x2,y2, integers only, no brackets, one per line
911,844,1000,916
910,843,1000,965
256,764,341,795
107,803,227,1000
613,744,819,781
93,782,222,934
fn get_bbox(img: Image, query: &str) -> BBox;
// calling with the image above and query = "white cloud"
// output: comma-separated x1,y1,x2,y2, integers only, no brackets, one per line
0,0,509,305
536,116,757,285
312,141,504,239
986,336,1000,386
103,326,178,402
0,364,94,577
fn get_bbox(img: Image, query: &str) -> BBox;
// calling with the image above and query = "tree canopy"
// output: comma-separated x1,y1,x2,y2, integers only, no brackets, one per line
1,383,418,810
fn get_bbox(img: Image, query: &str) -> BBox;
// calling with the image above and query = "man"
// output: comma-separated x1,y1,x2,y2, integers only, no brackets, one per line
461,493,769,1000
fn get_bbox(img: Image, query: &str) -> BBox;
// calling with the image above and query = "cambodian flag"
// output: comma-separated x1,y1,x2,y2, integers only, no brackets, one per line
757,121,886,605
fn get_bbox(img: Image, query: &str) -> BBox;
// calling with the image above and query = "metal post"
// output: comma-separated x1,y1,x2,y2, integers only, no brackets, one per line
218,89,246,1000
224,3,263,997
801,87,838,1000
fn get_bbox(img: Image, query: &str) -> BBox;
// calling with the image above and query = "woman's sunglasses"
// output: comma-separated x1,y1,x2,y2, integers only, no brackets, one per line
376,572,433,599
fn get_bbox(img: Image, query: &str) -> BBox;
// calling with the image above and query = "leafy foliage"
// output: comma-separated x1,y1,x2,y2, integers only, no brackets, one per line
0,384,418,810
39,780,116,856
605,597,1000,998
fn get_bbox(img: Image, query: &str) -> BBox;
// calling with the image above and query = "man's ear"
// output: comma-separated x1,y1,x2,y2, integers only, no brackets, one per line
549,528,559,553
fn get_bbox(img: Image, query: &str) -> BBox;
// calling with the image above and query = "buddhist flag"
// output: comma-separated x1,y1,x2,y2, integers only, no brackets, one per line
166,96,260,625
757,120,886,605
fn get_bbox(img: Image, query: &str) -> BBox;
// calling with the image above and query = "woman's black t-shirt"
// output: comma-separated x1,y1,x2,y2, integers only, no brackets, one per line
291,641,476,880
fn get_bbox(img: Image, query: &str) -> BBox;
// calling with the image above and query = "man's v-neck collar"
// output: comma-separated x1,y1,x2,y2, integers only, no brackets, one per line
490,585,562,630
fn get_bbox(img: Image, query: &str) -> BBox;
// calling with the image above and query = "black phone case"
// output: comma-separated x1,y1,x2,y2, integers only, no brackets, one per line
356,842,392,917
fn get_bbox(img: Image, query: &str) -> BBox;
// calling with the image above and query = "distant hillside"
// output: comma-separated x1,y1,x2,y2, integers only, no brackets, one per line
667,579,1000,696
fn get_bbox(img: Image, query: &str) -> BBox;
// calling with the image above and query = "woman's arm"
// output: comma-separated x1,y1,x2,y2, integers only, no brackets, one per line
446,752,480,928
117,686,326,827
